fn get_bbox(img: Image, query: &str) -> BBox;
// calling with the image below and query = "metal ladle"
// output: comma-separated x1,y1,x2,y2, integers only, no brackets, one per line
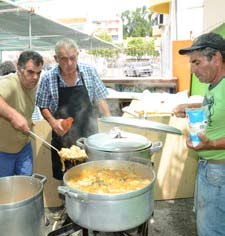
28,130,59,152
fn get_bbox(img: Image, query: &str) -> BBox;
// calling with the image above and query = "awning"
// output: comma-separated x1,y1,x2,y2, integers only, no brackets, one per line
0,0,116,51
148,0,171,14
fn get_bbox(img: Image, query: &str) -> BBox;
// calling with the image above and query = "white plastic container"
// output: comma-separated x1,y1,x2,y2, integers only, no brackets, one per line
185,108,207,147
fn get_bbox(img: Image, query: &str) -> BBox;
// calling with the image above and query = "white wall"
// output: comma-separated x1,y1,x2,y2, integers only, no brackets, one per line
203,0,225,32
160,0,225,77
176,0,204,40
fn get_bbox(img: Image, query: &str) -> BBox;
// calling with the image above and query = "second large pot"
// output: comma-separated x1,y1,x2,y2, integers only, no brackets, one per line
58,159,155,232
0,174,47,236
76,128,162,161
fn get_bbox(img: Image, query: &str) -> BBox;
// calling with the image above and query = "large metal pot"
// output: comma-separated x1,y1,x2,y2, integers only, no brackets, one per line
76,128,162,161
0,174,47,236
58,159,155,232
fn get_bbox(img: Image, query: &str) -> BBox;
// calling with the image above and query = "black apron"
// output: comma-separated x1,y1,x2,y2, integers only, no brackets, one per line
51,72,98,180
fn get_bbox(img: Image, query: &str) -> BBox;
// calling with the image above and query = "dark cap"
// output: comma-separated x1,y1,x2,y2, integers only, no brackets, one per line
179,33,225,55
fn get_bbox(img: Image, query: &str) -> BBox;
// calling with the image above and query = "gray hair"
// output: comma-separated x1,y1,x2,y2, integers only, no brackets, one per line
197,47,225,63
0,61,16,76
55,38,79,55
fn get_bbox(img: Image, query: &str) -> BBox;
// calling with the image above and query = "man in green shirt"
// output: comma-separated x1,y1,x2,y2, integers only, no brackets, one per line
173,32,225,236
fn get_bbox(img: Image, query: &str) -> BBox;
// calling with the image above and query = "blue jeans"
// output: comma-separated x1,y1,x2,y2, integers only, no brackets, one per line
195,160,225,236
0,142,33,177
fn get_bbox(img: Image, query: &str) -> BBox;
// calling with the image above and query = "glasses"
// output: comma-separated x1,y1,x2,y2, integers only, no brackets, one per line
58,55,77,63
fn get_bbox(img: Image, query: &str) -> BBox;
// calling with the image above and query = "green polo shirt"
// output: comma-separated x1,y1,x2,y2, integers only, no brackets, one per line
198,77,225,160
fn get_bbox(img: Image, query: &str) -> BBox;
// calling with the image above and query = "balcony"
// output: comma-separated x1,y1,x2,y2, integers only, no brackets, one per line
149,0,171,14
152,26,162,37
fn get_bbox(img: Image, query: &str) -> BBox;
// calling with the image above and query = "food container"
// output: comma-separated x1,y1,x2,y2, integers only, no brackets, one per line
0,174,47,236
58,159,155,232
76,128,162,161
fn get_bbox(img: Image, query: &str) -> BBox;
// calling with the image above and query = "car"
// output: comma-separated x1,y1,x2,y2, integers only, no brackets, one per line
123,61,153,77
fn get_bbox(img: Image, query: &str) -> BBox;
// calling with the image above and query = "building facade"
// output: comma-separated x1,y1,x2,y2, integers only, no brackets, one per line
149,0,225,92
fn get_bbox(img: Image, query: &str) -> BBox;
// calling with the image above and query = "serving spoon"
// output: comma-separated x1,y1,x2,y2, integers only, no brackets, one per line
29,130,59,152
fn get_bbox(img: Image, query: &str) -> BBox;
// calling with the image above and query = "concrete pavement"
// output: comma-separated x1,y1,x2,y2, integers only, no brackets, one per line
148,198,197,236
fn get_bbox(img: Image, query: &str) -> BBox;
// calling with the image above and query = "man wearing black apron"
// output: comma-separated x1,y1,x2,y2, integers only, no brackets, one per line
52,72,98,179
36,38,111,180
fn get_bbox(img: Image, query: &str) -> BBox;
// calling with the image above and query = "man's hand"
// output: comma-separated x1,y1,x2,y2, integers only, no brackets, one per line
40,108,73,136
51,118,73,136
9,111,30,133
61,117,73,133
186,133,210,150
173,104,188,118
173,103,202,118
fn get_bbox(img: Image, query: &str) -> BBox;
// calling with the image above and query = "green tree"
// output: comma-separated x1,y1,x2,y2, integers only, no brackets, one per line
125,38,158,60
87,48,120,59
87,30,120,59
95,30,113,43
121,6,152,39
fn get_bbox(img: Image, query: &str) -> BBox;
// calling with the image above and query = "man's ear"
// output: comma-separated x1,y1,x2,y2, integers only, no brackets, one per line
54,55,58,63
17,65,23,76
214,51,222,66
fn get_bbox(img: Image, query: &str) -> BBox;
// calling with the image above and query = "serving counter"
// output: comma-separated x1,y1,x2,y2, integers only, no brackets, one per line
102,77,178,93
32,114,198,207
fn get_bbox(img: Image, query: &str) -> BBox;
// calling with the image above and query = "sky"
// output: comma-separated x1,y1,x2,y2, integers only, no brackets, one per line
36,0,150,19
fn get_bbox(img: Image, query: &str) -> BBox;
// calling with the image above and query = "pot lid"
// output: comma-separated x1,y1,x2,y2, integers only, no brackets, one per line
85,128,151,152
100,116,182,135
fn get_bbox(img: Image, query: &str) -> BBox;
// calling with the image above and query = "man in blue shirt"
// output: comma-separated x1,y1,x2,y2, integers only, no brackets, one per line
36,38,111,180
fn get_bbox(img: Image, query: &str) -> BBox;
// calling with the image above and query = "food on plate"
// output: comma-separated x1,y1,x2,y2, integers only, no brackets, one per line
61,117,74,133
58,145,87,171
67,169,151,194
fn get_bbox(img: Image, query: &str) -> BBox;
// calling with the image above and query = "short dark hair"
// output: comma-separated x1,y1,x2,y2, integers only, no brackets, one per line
17,50,44,69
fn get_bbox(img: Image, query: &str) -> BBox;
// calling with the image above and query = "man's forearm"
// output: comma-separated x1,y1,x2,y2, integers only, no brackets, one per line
0,96,30,132
96,99,111,117
40,108,57,127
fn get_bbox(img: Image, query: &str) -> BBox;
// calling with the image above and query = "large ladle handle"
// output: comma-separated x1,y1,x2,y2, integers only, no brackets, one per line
29,130,59,152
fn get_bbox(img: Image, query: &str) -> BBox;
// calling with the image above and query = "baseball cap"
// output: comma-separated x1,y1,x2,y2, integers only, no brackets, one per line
179,33,225,55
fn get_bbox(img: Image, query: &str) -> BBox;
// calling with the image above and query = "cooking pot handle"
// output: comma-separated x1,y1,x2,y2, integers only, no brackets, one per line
76,137,86,149
32,173,47,184
58,186,71,196
149,141,163,154
58,186,89,202
128,157,152,167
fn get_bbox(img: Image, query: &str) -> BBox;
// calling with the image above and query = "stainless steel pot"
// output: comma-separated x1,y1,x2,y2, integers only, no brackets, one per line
58,159,155,232
0,174,47,236
76,128,162,161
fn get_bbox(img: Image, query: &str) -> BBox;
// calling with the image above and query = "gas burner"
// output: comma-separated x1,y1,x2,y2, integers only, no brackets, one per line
47,222,83,236
47,205,151,236
47,221,149,236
